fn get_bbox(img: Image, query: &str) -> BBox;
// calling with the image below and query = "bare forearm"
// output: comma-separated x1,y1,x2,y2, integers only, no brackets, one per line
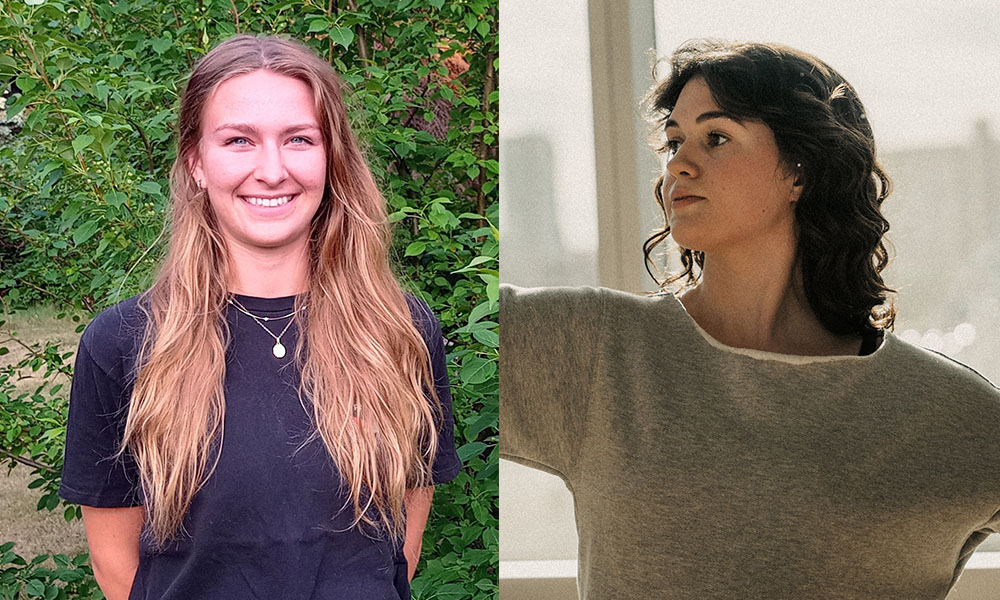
91,562,139,600
81,505,143,600
403,486,434,581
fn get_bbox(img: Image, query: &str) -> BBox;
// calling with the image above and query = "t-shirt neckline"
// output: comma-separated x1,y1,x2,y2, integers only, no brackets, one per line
660,291,890,365
229,292,299,314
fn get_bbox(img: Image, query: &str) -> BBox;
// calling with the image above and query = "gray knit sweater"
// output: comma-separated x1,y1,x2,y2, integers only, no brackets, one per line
500,284,1000,599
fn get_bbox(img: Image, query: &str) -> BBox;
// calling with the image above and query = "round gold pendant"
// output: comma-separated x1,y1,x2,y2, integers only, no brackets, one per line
272,342,286,359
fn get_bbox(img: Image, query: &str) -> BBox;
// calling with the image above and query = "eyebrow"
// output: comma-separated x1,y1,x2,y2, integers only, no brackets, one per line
213,123,321,135
664,110,745,130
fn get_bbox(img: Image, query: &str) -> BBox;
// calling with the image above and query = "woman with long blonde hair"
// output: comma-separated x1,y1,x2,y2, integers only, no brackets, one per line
59,34,459,600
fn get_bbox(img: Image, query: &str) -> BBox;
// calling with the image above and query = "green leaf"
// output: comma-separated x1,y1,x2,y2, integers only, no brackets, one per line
482,526,498,549
94,82,110,102
24,0,45,5
15,75,38,93
72,221,100,245
428,203,458,230
329,27,355,49
480,273,499,303
467,300,497,325
137,181,161,195
307,17,330,33
105,191,128,208
428,0,444,7
150,37,172,54
404,241,426,256
25,580,44,597
108,55,124,68
463,410,497,441
458,356,496,385
457,441,487,462
464,13,477,31
82,113,103,127
472,328,498,348
71,134,95,155
476,20,490,38
452,256,494,274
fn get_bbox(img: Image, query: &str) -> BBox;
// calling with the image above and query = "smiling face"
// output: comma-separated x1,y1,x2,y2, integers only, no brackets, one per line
660,77,800,255
191,69,327,254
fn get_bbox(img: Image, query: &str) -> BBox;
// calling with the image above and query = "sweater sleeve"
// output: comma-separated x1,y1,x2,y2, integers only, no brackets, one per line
499,284,605,484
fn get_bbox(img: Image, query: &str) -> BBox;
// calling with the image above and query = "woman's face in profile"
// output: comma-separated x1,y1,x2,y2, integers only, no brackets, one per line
660,76,800,255
192,69,327,253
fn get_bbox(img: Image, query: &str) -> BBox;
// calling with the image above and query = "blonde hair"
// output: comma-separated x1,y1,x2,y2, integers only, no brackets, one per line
121,34,439,547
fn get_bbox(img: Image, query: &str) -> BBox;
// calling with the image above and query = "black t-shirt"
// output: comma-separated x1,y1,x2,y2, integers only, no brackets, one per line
59,293,461,600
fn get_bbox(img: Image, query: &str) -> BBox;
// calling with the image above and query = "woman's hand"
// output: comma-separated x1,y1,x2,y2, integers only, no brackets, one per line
403,486,434,581
81,505,144,600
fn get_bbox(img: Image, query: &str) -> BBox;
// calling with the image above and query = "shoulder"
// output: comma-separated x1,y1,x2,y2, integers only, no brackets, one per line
500,284,603,305
403,293,443,344
499,285,605,324
500,284,683,326
883,333,1000,404
79,293,148,379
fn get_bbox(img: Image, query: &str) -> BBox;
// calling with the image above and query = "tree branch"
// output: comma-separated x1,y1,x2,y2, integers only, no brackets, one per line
0,332,74,379
0,449,58,474
475,9,497,221
345,0,369,63
126,117,156,175
229,0,240,31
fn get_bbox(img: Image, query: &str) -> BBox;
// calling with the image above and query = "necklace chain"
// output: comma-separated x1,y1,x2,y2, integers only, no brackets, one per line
227,297,306,359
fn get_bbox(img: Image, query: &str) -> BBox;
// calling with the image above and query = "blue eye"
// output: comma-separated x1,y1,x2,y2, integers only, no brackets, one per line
289,136,312,145
225,137,249,146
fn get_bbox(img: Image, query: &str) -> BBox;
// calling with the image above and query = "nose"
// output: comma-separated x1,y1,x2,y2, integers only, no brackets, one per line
665,144,699,180
254,142,288,186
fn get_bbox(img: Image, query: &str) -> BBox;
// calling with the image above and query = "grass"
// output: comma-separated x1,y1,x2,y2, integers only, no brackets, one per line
1,303,89,559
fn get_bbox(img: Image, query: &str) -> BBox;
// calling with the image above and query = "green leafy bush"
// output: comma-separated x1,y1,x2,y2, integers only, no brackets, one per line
0,1,497,598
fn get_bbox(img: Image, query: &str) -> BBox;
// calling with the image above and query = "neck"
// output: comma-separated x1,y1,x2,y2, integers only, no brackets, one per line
679,239,861,356
226,241,310,298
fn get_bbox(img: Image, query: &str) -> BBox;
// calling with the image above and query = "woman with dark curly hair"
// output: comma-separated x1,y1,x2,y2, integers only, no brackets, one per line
500,39,1000,599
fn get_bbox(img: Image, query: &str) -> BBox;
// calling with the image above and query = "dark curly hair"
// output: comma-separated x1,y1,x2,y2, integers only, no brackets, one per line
644,39,895,337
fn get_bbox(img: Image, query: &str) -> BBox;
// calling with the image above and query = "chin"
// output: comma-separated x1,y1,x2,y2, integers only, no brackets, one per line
240,231,311,251
668,224,700,252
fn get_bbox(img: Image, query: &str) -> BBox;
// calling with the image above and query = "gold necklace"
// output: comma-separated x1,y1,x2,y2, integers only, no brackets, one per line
227,297,306,359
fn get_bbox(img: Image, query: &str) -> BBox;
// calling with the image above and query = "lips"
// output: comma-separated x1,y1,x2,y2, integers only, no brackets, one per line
670,189,705,204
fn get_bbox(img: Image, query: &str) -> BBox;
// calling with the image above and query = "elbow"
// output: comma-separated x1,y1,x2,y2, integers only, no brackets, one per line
89,554,139,600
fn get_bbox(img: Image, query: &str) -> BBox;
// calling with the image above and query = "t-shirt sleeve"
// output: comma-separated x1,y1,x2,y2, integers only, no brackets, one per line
58,319,143,508
499,284,605,484
408,296,462,485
